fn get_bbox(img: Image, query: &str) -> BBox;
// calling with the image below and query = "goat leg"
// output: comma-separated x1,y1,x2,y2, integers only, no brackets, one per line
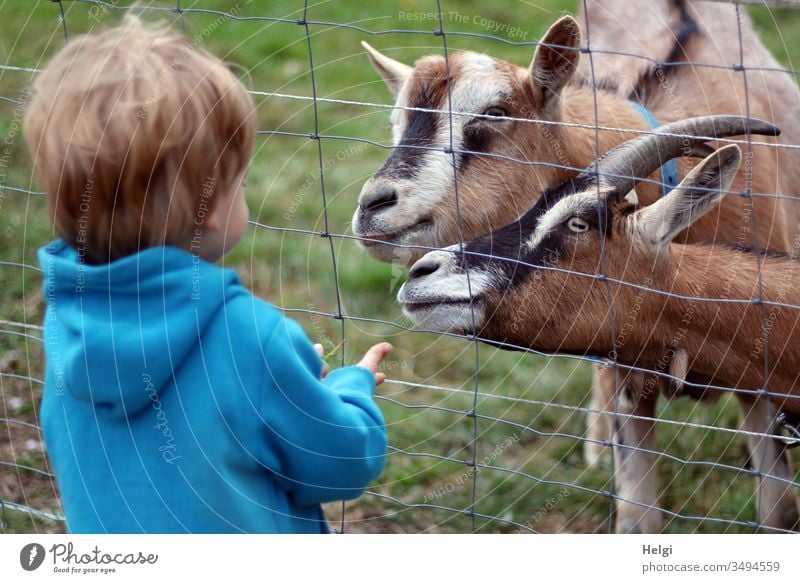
738,395,800,532
611,370,662,533
584,364,614,467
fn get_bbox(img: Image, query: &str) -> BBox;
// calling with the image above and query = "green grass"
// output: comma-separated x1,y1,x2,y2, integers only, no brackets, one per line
1,0,800,534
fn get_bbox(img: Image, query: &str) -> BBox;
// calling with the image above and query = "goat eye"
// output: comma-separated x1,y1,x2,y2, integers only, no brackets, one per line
567,217,590,233
482,107,507,119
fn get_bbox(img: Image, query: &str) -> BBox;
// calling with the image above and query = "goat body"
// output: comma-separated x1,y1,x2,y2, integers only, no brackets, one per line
620,243,800,412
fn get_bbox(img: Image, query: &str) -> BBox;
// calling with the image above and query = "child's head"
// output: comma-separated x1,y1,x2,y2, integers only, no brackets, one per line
25,15,256,264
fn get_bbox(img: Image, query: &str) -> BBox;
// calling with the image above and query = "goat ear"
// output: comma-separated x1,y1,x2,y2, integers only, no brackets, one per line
362,41,412,96
530,16,581,114
635,145,742,245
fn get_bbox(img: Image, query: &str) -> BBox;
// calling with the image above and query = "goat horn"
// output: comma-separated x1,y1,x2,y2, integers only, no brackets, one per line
581,115,780,195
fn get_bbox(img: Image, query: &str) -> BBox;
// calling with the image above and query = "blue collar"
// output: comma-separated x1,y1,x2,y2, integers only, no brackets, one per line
626,100,679,197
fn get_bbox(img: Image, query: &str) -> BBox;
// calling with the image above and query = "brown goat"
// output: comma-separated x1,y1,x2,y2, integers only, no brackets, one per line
399,117,800,532
354,10,800,262
357,3,800,532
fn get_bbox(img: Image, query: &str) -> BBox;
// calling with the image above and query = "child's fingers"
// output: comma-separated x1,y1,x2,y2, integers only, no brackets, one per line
314,343,330,379
375,372,387,386
357,342,393,372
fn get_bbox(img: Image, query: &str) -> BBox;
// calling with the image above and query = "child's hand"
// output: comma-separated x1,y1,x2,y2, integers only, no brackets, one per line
313,344,330,379
356,342,393,386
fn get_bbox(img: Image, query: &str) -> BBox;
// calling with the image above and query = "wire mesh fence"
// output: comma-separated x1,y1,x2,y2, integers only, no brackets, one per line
2,0,800,534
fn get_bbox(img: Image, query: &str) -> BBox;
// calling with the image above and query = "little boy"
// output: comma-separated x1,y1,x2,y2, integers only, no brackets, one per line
26,15,391,533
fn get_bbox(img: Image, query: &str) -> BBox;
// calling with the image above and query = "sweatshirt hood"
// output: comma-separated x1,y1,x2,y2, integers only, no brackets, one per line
38,240,242,418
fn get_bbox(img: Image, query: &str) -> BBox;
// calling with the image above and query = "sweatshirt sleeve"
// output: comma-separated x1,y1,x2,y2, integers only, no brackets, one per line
256,316,387,506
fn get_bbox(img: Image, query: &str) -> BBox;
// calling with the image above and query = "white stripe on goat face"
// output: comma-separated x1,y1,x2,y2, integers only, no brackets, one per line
527,187,610,251
393,54,512,217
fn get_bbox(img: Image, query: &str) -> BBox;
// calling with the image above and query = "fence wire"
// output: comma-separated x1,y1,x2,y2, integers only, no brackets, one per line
2,0,800,534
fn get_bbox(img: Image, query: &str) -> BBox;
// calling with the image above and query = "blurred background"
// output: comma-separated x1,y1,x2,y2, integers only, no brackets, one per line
2,0,800,534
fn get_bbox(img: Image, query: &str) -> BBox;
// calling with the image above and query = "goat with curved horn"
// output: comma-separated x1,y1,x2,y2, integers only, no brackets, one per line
399,116,800,533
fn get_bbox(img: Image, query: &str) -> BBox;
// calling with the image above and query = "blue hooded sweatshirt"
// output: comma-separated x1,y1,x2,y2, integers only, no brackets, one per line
37,240,387,533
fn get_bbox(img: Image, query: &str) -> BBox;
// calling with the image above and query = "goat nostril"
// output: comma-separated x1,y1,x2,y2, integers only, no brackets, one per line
361,186,398,213
409,258,440,280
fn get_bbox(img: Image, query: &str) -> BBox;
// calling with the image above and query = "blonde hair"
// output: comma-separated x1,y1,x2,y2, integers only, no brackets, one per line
24,15,256,264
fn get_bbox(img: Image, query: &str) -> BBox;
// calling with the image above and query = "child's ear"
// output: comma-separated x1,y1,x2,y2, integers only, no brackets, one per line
635,145,742,246
361,41,413,96
530,16,581,116
204,208,223,233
